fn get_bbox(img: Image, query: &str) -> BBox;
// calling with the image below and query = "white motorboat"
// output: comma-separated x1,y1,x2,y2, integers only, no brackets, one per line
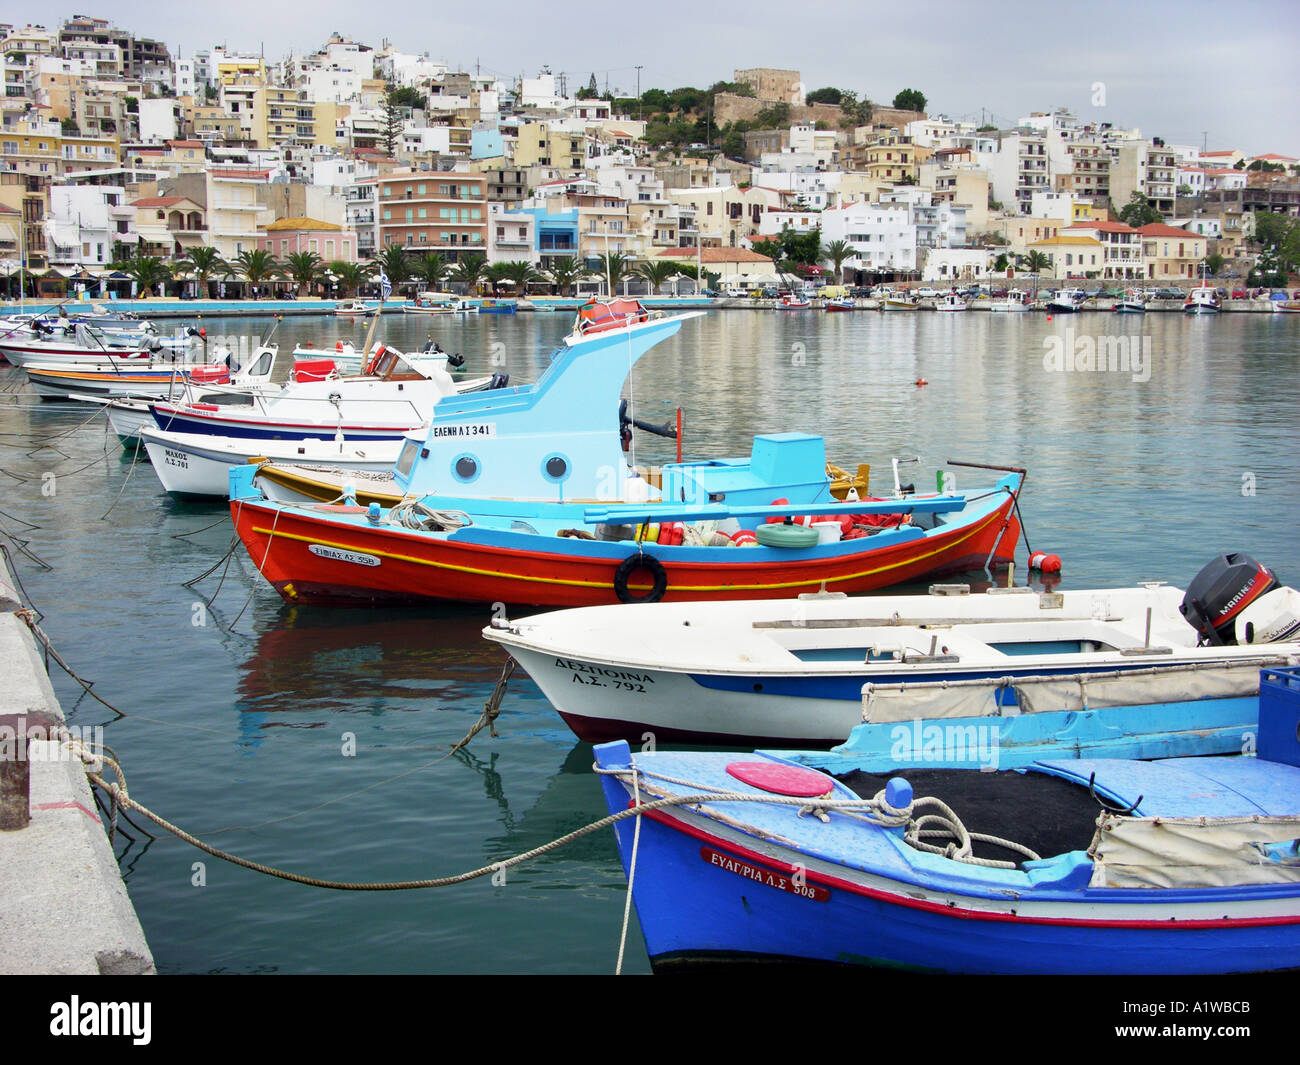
140,426,403,497
986,291,1029,312
484,555,1300,745
1184,285,1222,314
934,293,968,312
403,291,478,314
146,343,495,443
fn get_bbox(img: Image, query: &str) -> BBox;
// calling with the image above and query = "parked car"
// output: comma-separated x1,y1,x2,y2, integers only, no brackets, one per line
1155,287,1184,300
915,287,939,298
849,287,873,298
1232,289,1248,300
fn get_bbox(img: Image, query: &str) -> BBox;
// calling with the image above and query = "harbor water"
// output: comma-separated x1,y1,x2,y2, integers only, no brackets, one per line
1,307,1297,974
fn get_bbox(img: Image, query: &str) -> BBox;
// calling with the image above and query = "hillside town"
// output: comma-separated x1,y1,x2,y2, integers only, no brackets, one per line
2,15,1298,300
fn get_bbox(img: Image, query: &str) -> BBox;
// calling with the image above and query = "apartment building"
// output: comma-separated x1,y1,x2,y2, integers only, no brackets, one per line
375,169,486,260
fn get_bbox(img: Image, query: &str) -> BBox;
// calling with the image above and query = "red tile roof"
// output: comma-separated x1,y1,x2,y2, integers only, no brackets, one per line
1064,220,1139,234
1137,223,1201,238
660,248,773,264
130,196,186,208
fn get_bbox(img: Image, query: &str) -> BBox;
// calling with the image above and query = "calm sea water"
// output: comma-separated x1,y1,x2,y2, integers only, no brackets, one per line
1,308,1297,974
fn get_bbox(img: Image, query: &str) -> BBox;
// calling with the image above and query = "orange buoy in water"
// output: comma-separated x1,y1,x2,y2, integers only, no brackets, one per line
1029,551,1063,573
915,377,928,387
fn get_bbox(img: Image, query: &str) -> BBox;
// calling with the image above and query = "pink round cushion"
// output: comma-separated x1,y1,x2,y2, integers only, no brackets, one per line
726,761,834,797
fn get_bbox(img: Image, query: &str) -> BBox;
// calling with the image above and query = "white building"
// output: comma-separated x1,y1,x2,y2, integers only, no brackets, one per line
138,98,181,143
821,201,916,274
45,184,133,267
922,247,988,282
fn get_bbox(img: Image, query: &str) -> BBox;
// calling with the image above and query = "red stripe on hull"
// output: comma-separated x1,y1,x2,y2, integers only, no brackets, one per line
230,496,1020,609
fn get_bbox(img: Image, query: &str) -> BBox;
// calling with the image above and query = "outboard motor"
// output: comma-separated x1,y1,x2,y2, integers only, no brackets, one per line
488,372,509,389
1180,553,1280,645
446,352,465,368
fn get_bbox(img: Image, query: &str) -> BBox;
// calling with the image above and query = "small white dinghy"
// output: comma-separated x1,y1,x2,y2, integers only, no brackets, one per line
485,555,1300,745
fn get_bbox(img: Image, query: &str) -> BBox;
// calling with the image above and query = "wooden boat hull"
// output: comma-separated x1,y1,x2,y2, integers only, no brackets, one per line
228,488,1021,609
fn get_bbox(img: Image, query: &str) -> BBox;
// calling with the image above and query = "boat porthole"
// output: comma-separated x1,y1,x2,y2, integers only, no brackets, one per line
452,454,480,483
753,682,763,692
541,452,571,483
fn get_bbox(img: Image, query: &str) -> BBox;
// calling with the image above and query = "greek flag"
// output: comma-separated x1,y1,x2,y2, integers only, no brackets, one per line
379,268,392,301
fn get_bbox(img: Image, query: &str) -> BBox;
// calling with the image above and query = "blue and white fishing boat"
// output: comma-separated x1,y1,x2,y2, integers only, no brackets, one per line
594,665,1300,974
226,305,1025,609
486,556,1300,745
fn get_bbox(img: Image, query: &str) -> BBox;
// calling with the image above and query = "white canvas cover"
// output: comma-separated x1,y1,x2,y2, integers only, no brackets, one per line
861,656,1295,723
1088,813,1300,889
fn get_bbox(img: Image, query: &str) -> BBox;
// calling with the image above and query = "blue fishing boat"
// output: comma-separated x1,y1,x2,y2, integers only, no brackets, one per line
594,666,1300,974
228,305,1025,608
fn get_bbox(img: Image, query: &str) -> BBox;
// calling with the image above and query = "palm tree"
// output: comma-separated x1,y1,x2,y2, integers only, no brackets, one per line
484,261,513,295
412,252,450,291
122,253,172,298
1018,250,1051,276
635,258,679,296
377,246,412,295
545,256,587,297
501,260,543,293
184,246,225,299
822,240,854,284
329,260,373,298
595,253,633,296
234,249,281,298
450,252,487,294
285,251,325,296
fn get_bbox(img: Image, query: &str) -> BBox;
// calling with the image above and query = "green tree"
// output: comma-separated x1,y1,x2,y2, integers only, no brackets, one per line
1018,250,1051,274
285,251,325,296
484,261,513,295
822,239,854,282
184,246,225,298
329,260,373,297
804,87,844,106
1252,213,1300,276
545,256,587,296
635,258,679,294
1204,253,1225,277
838,90,872,127
234,249,281,293
381,87,407,156
755,102,791,128
450,252,488,293
378,245,413,291
412,252,450,290
1117,191,1163,227
594,253,632,294
993,252,1011,273
892,88,927,112
387,85,424,109
122,253,172,298
501,260,542,291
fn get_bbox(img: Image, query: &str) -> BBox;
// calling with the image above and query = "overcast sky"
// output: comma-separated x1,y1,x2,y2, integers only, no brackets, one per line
13,1,1300,156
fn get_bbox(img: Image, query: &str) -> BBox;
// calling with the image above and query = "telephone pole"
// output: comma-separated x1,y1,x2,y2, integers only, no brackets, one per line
636,65,643,119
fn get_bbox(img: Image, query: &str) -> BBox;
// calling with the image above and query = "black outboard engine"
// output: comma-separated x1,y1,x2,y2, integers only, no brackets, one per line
446,352,465,368
1180,553,1279,646
488,372,509,389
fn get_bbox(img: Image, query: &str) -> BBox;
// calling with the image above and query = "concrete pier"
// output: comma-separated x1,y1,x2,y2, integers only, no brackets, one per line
0,552,154,975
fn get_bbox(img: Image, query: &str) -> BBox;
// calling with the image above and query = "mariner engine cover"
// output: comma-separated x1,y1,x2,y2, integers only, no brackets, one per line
1180,553,1280,645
